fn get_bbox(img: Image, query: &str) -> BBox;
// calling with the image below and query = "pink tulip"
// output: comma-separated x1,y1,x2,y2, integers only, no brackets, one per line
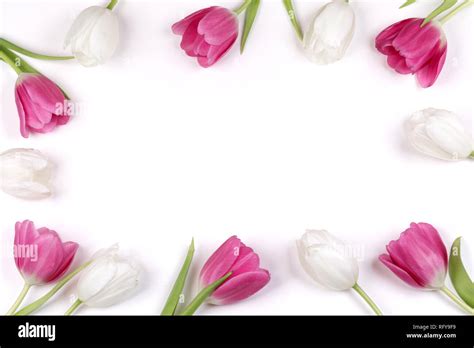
172,6,239,68
200,236,270,305
375,18,447,88
14,220,79,285
15,73,70,138
379,222,448,290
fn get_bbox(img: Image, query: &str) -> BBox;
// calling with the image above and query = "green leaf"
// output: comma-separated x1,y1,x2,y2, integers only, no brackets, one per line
161,239,195,315
240,0,261,54
178,272,232,315
449,237,474,308
282,0,304,42
422,0,458,25
400,0,417,8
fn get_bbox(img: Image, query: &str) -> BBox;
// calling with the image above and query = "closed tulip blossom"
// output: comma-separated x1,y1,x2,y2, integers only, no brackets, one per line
172,6,239,68
0,148,54,200
297,230,382,315
380,223,474,314
405,108,473,161
303,0,356,65
64,2,120,67
15,73,70,138
200,236,270,305
7,220,79,314
66,245,141,314
375,18,447,88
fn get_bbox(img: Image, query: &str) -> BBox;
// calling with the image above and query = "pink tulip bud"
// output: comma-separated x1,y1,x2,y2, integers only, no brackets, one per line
379,222,448,290
14,220,79,285
375,18,447,88
200,236,270,305
172,6,238,68
14,73,71,138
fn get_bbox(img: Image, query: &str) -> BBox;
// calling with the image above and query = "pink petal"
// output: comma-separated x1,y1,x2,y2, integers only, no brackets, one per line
172,7,215,35
198,7,238,46
387,54,412,74
180,21,201,57
14,221,38,270
379,254,422,288
14,90,29,138
392,19,440,59
228,245,260,278
415,43,447,88
16,74,66,114
46,241,79,282
197,35,237,68
375,18,419,55
200,236,241,286
210,269,271,305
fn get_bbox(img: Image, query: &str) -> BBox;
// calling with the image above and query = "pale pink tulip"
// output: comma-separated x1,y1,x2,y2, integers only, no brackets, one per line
379,222,448,289
15,73,70,138
172,6,238,68
200,236,270,305
375,18,447,88
14,220,79,285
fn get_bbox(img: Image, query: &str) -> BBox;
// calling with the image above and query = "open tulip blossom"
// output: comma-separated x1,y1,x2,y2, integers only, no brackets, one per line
64,0,120,67
297,230,382,315
7,220,79,315
0,148,54,200
380,223,474,314
405,108,473,161
172,0,260,67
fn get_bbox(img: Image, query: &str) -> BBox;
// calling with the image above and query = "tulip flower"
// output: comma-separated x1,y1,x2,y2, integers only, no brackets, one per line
15,73,70,138
0,148,54,200
405,108,473,161
303,0,356,65
64,1,120,67
375,18,447,88
297,230,382,315
7,220,79,315
172,1,257,67
380,223,474,314
180,236,270,314
65,245,141,314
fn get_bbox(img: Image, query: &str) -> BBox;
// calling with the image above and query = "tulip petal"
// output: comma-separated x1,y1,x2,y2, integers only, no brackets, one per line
172,7,214,35
379,254,422,288
210,269,270,305
198,7,238,46
415,43,447,88
387,54,412,74
200,236,241,286
375,18,418,54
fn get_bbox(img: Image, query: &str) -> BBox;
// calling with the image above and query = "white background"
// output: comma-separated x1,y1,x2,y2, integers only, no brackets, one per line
0,0,473,315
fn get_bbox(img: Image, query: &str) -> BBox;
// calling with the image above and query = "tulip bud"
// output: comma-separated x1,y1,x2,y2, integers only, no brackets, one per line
405,108,473,161
14,220,79,285
64,6,119,67
172,7,239,68
380,222,448,290
0,148,53,200
15,73,70,138
199,236,270,305
297,230,359,291
75,245,141,307
303,0,355,65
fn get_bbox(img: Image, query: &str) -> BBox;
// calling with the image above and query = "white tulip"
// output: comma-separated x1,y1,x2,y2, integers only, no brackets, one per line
303,0,355,65
0,148,53,200
297,230,359,291
76,245,141,307
406,108,473,161
64,6,119,67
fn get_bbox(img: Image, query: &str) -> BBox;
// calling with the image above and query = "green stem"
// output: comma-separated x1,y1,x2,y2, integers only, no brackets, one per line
0,48,22,74
234,0,253,15
6,283,31,315
0,38,74,61
14,260,92,316
282,0,304,42
422,0,458,26
106,0,119,10
439,0,474,24
161,239,195,315
440,286,474,315
64,299,83,315
179,273,232,315
352,283,383,316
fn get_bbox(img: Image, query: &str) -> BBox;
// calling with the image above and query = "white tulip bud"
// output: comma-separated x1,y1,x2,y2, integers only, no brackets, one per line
406,108,473,161
64,6,119,67
303,0,355,65
76,245,141,308
0,148,53,200
297,230,359,291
